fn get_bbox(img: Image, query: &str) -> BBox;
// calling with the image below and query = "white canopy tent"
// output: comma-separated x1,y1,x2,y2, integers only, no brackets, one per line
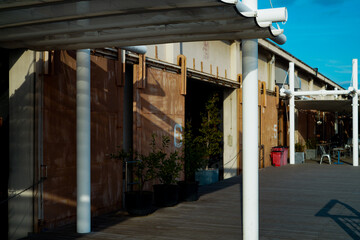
1,0,287,238
282,59,359,167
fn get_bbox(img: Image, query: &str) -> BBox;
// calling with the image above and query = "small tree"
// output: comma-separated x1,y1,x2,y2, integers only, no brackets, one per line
183,122,207,181
155,135,183,185
110,139,159,191
195,93,223,168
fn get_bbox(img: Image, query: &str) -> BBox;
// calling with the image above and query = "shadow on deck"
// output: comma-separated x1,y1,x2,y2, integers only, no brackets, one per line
24,162,360,239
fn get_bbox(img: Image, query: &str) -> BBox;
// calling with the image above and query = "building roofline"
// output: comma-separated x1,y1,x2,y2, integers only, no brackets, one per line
259,39,344,90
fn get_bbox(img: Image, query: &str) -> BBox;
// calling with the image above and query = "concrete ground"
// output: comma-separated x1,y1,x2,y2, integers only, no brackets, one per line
24,161,360,240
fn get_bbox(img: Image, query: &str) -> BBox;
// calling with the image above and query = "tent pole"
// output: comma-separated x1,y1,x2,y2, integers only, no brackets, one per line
289,62,295,164
353,59,358,167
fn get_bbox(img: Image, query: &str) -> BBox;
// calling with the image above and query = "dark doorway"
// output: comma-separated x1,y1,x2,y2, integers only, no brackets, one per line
185,78,225,179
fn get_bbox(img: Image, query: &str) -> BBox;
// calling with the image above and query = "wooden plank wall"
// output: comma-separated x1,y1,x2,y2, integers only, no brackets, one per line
42,51,123,229
133,66,185,189
260,93,279,167
237,81,279,170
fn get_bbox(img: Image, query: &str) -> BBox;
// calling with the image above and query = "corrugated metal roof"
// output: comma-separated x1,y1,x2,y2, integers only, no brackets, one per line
0,0,284,50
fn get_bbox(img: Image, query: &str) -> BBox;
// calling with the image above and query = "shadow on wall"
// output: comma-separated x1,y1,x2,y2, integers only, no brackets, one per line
8,49,36,240
316,199,360,239
40,50,185,229
0,48,9,240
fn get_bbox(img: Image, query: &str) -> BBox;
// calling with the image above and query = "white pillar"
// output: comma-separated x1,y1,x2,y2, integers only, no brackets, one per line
352,59,358,167
242,38,259,240
242,0,259,237
289,62,295,165
76,49,91,233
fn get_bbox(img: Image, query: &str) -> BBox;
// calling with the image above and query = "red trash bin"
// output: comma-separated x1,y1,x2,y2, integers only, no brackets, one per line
271,151,282,167
271,146,289,166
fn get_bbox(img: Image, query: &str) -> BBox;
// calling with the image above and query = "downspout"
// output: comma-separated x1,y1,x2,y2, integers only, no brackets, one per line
76,49,91,234
242,0,259,238
289,62,295,165
353,59,358,166
123,51,133,192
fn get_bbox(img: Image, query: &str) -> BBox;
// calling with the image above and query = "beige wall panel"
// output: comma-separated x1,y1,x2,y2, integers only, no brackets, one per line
300,77,309,91
9,49,36,240
258,54,268,83
183,41,231,78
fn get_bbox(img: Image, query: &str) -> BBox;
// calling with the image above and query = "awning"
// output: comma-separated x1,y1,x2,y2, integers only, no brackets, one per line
295,99,352,113
0,0,285,50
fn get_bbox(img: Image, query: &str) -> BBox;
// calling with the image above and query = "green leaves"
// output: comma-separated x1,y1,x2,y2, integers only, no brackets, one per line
142,134,183,185
183,122,207,181
195,93,223,164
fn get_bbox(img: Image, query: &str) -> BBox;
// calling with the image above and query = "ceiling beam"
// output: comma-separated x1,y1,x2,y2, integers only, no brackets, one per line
0,0,223,28
3,28,271,50
2,18,255,48
0,5,239,41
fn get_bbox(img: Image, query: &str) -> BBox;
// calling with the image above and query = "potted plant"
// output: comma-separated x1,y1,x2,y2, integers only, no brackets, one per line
305,138,317,160
194,93,223,185
295,142,305,164
110,147,158,216
178,122,207,201
152,135,183,207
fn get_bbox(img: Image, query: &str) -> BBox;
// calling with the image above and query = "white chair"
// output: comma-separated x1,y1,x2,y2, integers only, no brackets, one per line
319,145,331,165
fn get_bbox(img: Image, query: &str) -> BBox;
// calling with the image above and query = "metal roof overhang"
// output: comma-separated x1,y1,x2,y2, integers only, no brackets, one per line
0,0,285,50
295,99,352,113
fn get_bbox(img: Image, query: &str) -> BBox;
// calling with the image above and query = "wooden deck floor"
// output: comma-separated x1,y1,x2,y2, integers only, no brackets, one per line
25,161,360,239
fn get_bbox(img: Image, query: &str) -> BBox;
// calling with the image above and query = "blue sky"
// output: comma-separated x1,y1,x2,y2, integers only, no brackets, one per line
259,0,360,88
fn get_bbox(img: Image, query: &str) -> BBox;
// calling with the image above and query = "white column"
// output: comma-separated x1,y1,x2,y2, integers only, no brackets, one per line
289,62,295,164
76,49,91,233
242,0,259,237
352,59,358,166
242,38,259,240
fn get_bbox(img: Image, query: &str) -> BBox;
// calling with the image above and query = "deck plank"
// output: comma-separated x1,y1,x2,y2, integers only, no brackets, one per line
24,162,360,239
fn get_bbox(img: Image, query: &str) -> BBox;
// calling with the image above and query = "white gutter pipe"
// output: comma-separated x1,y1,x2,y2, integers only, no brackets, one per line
221,0,287,45
289,62,295,165
122,46,147,55
293,89,351,96
352,59,358,166
242,0,259,238
270,27,287,45
256,8,288,24
234,1,287,24
76,49,91,233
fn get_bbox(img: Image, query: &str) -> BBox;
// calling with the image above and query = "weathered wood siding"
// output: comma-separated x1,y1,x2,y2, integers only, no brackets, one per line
260,93,279,167
42,51,123,229
133,66,185,155
237,85,279,170
133,66,185,188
